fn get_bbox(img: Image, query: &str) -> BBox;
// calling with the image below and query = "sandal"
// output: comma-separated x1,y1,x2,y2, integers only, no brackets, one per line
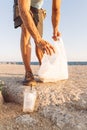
23,71,36,86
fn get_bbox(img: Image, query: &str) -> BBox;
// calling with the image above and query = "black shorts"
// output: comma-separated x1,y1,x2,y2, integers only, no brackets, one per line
13,4,46,37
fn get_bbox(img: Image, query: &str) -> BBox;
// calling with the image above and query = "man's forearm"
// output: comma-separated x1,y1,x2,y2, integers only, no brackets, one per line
52,10,60,32
18,0,41,44
52,0,61,32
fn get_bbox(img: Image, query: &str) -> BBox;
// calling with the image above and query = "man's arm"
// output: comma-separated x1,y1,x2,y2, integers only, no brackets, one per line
52,0,61,40
18,0,55,55
18,0,41,44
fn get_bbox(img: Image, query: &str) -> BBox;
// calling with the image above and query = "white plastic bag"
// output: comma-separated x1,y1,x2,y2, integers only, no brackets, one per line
38,37,68,82
23,88,37,113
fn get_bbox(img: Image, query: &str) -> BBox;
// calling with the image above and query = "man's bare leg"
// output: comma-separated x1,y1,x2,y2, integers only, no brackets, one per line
21,24,31,72
20,24,36,86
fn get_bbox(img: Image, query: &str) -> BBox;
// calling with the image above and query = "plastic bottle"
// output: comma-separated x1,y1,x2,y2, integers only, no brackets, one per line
23,87,37,113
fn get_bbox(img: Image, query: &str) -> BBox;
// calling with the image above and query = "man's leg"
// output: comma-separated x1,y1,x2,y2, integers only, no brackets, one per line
13,3,36,86
21,24,36,86
21,24,31,72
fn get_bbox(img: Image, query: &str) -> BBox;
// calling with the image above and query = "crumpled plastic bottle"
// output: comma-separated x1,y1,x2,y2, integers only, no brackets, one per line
23,87,37,113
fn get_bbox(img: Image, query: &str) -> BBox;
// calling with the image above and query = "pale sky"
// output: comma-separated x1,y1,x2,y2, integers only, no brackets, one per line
0,0,87,62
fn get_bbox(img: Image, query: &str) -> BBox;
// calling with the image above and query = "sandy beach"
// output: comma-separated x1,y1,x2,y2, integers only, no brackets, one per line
0,64,87,130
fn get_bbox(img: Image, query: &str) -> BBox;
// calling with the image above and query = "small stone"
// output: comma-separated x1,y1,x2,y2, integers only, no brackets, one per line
16,114,38,126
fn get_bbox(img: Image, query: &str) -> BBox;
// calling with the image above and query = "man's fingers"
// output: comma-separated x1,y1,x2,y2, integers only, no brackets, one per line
52,31,61,41
52,36,58,41
50,45,55,53
47,45,55,55
38,40,55,55
46,46,52,55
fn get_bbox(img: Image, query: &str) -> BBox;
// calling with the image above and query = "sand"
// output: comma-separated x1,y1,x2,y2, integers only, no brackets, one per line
0,64,87,130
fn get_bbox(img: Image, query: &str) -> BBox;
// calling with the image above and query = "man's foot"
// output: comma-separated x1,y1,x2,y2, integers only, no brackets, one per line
23,71,37,86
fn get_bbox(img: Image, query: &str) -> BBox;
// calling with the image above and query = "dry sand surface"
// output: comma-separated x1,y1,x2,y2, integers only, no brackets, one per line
0,64,87,130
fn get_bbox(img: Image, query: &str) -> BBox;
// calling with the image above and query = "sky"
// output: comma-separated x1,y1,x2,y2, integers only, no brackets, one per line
0,0,87,62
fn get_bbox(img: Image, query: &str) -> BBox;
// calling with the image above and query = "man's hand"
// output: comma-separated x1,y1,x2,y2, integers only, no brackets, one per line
36,39,55,55
52,30,61,41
